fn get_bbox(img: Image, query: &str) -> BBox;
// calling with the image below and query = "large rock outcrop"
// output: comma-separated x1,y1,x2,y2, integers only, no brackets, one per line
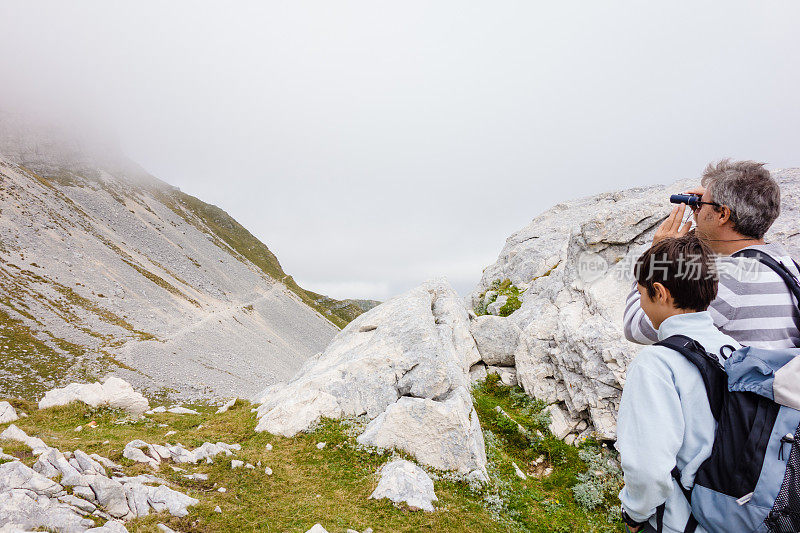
471,170,800,439
255,279,487,479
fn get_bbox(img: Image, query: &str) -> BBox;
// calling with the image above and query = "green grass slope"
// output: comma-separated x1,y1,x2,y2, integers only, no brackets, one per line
0,376,622,532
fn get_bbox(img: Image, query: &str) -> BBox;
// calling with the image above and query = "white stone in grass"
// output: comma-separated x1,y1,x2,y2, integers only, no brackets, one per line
0,401,19,424
370,459,438,512
230,460,244,469
265,443,273,451
316,442,326,449
182,473,208,481
214,506,222,513
512,462,527,480
245,463,255,469
216,398,237,414
167,406,199,415
38,377,148,414
147,406,167,414
264,466,273,475
306,525,329,533
0,424,49,454
217,487,226,492
157,524,178,533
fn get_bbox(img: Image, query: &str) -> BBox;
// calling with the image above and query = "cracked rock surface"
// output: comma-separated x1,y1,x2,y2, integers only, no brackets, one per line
255,279,487,478
0,426,198,532
471,171,800,439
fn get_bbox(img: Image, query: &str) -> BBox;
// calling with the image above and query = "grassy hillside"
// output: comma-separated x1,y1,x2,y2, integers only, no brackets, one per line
162,189,373,329
0,376,622,532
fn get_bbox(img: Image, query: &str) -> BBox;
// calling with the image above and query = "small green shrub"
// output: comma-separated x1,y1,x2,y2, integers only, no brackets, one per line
475,279,523,317
572,447,624,511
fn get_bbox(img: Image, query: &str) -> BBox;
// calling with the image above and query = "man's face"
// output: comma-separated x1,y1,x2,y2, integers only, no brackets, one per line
692,189,719,240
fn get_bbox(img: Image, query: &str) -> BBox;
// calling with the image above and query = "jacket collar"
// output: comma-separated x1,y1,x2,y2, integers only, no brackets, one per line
657,311,715,341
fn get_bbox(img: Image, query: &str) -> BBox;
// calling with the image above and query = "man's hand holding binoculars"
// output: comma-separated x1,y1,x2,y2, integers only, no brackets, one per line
653,186,706,246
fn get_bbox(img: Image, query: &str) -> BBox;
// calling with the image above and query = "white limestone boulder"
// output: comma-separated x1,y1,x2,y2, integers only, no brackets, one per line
0,425,48,455
0,402,19,424
38,377,149,415
255,279,487,478
357,388,487,478
472,172,800,438
470,316,521,366
255,279,475,433
369,459,438,512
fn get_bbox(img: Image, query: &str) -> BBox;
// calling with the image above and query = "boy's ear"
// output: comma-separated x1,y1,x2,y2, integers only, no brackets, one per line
652,282,671,304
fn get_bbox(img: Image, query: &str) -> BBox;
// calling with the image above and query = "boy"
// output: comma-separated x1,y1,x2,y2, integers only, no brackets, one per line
616,234,740,533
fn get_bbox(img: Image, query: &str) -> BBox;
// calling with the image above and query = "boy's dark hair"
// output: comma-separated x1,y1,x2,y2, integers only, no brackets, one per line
635,234,718,311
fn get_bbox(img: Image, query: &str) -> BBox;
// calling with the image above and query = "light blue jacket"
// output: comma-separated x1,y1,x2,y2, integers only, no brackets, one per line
616,311,741,533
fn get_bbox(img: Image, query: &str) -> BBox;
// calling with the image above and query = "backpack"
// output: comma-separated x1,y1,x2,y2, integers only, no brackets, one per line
656,335,800,533
653,249,800,533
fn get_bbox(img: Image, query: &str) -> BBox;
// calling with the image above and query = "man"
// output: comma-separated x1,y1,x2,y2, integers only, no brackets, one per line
617,235,739,533
624,159,800,349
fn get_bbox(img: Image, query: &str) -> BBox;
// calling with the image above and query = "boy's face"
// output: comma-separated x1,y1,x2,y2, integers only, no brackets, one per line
637,282,677,330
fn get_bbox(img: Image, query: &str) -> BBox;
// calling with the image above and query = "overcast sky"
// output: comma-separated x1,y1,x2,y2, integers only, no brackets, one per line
1,2,799,300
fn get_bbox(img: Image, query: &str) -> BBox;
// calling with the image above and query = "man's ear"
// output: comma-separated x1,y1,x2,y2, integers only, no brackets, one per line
652,282,671,304
716,205,732,226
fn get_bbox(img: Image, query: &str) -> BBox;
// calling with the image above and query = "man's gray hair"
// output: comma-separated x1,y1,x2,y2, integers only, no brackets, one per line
700,159,780,239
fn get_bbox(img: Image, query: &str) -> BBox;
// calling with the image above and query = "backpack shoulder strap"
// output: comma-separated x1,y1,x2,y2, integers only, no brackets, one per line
654,334,727,420
732,249,800,309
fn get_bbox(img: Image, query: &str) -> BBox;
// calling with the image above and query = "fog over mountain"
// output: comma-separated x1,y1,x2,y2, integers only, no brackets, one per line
1,1,799,299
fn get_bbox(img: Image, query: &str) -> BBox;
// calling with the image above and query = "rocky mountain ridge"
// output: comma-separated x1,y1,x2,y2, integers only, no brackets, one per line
0,123,373,401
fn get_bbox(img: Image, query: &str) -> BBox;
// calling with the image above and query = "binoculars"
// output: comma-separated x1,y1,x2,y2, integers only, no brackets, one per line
670,194,702,207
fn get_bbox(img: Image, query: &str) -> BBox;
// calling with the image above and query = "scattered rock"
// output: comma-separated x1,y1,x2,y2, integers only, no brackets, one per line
217,487,226,493
166,407,199,415
216,398,237,414
0,425,48,455
38,377,149,415
0,401,19,424
157,524,178,533
306,525,329,533
264,444,273,451
244,463,254,470
316,442,326,450
369,459,438,512
264,467,273,476
512,462,527,480
230,460,243,469
214,505,222,513
182,473,208,481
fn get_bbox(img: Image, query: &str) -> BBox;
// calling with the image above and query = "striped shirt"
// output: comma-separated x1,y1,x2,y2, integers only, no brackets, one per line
624,243,800,349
